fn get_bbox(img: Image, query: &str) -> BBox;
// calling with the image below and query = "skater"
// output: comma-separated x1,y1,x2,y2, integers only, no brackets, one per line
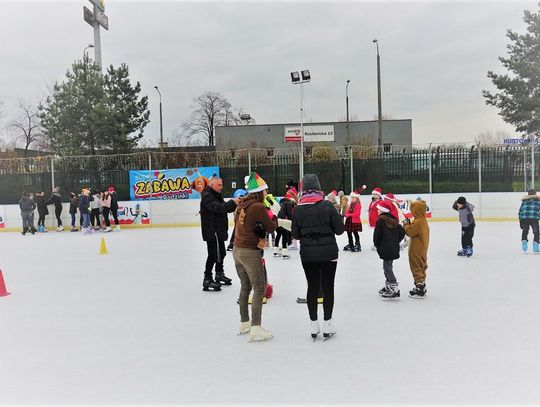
45,186,64,231
101,190,112,232
19,191,36,235
200,176,239,291
343,191,362,252
325,190,341,213
68,192,79,232
233,172,277,341
227,189,247,251
368,187,382,250
79,189,92,234
108,186,120,231
403,199,430,299
518,189,540,253
384,193,408,250
338,190,349,220
452,196,476,257
274,187,296,259
264,192,278,247
90,189,102,230
292,174,345,340
34,191,49,232
373,200,406,299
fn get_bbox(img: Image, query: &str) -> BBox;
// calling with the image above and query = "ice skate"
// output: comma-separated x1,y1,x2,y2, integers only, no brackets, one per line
281,248,290,259
522,240,528,253
70,226,78,232
465,246,473,257
30,226,36,235
533,241,539,254
202,277,221,292
273,247,282,257
310,320,320,341
215,272,232,286
409,283,426,299
238,321,251,335
249,325,273,342
351,243,361,252
343,244,352,251
115,225,121,231
322,319,337,341
381,284,400,300
21,227,28,235
56,225,64,232
226,244,233,252
457,249,466,256
378,285,390,296
42,226,48,233
103,226,111,233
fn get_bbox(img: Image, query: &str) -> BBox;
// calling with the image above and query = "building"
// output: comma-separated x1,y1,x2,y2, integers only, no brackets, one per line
215,119,412,151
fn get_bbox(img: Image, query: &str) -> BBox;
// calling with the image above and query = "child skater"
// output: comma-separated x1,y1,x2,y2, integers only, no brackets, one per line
35,191,49,232
518,189,540,254
403,198,430,299
368,187,383,250
343,191,362,252
452,196,475,257
373,200,405,299
274,187,296,259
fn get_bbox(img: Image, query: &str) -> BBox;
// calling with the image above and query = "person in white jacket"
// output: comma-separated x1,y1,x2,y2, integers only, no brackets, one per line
90,190,102,230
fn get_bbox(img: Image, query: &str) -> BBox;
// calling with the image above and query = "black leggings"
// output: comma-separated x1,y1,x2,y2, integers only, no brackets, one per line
275,227,291,249
55,206,62,226
37,212,46,226
90,208,101,227
520,219,539,243
347,231,360,245
111,207,119,225
205,240,226,278
461,223,475,248
302,261,337,321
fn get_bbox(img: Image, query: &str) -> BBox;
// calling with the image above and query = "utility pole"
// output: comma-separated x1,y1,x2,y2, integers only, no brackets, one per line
373,39,383,147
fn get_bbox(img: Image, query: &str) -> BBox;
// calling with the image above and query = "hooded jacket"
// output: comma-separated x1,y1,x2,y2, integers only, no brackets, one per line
200,185,237,241
233,194,277,250
373,213,405,260
404,200,430,257
19,196,36,212
518,194,540,220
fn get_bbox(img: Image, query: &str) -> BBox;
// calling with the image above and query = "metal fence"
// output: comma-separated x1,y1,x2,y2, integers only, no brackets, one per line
0,143,538,204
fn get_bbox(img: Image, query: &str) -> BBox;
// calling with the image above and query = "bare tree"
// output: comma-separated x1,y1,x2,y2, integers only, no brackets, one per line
7,99,45,155
181,92,233,146
475,129,509,145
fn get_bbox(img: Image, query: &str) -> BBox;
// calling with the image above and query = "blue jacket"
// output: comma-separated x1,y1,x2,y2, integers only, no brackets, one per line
518,195,540,220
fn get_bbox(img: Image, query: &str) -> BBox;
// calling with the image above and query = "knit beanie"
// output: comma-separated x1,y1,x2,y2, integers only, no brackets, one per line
302,174,321,191
457,196,467,205
246,172,268,193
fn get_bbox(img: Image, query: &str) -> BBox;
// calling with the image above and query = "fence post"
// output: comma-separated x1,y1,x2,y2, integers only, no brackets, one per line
478,145,482,193
532,137,536,190
350,146,353,192
51,155,55,190
148,151,152,171
428,143,432,194
248,150,252,174
524,145,527,191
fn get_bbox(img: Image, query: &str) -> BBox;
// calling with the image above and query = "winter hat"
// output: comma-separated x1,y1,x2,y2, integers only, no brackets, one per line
350,191,360,199
108,186,115,193
337,190,344,197
233,189,247,198
302,174,321,191
376,200,392,213
528,189,537,196
372,187,382,196
385,193,397,202
285,186,298,200
457,196,467,205
246,172,269,193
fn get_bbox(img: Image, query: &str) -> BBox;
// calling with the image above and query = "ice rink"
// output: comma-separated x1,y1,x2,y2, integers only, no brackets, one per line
1,221,539,405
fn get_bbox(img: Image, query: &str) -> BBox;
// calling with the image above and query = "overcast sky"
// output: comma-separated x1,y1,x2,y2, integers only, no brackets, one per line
0,0,536,147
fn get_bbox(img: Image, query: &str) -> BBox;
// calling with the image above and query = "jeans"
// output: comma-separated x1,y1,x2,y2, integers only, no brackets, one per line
82,213,90,229
383,259,397,284
233,247,266,326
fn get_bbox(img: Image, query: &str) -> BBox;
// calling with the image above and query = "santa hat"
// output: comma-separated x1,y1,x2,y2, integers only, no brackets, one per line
108,186,115,193
349,191,360,199
376,200,392,213
330,189,337,196
385,193,397,203
285,186,298,200
246,172,269,193
371,187,382,196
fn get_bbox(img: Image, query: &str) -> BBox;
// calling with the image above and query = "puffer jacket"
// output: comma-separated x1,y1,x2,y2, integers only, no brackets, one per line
373,213,405,260
200,186,237,241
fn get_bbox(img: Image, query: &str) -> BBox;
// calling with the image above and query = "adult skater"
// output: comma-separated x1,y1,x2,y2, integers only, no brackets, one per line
518,189,540,253
108,186,120,231
292,174,345,340
19,191,36,235
200,176,240,291
45,186,64,231
233,172,277,341
34,191,49,232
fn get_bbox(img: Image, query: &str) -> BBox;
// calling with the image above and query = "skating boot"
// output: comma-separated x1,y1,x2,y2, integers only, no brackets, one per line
457,249,466,256
249,325,273,342
30,226,36,235
378,284,390,296
273,247,282,257
534,241,539,254
409,282,426,299
381,283,400,300
215,272,232,286
238,321,251,335
115,225,121,231
282,248,290,259
343,244,352,251
71,226,78,232
226,244,233,252
322,319,337,340
202,277,221,291
310,320,320,340
351,243,361,252
522,240,528,253
465,246,473,257
21,227,28,235
103,226,111,232
56,225,64,232
42,226,48,233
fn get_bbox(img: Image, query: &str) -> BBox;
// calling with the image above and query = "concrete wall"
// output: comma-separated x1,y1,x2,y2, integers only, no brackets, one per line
0,192,528,232
215,119,412,150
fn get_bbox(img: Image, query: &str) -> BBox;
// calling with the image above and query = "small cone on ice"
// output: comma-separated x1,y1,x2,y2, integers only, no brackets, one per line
0,270,11,297
99,237,108,255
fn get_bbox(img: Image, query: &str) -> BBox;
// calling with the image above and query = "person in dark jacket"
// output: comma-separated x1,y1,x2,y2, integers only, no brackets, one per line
79,188,93,234
273,188,296,259
200,176,240,291
19,191,37,235
373,200,406,299
292,174,345,340
34,191,49,232
518,189,540,253
45,187,64,231
108,186,120,231
68,192,79,232
452,196,475,257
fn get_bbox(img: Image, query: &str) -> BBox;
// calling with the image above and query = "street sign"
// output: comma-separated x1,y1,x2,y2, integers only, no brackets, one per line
83,6,94,27
89,0,105,12
95,10,109,30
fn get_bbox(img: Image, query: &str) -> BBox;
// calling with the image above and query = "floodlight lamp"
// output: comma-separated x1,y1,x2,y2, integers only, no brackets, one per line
291,71,300,83
301,70,311,81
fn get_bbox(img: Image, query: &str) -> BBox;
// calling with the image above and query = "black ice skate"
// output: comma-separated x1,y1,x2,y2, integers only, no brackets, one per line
381,289,400,300
378,286,390,296
203,277,221,292
215,273,232,286
343,244,352,251
351,243,361,252
457,249,466,256
408,283,426,299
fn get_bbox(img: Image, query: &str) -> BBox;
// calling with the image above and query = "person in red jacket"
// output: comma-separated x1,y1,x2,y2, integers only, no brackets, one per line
343,191,362,252
368,187,383,228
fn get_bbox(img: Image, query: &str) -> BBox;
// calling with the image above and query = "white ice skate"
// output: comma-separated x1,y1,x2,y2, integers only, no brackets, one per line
238,321,251,335
322,319,337,341
282,248,290,259
249,325,273,342
310,320,320,341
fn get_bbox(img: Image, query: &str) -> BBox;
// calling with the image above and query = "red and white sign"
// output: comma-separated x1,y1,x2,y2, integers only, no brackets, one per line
284,127,302,142
284,125,335,143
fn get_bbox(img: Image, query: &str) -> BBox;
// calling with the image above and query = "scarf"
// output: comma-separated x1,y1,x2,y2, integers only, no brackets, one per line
299,190,325,205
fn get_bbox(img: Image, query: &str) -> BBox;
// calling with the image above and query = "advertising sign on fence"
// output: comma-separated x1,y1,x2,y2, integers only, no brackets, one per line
284,125,335,142
111,201,151,225
0,206,4,228
129,167,220,200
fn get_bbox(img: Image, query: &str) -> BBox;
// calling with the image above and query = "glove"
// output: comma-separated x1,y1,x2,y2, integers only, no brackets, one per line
277,218,292,231
253,222,266,238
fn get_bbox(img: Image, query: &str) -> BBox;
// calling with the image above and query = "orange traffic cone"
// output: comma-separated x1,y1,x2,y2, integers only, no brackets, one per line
99,237,108,255
0,270,11,297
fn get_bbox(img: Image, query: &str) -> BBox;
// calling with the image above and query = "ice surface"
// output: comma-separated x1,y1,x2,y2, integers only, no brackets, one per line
0,222,539,404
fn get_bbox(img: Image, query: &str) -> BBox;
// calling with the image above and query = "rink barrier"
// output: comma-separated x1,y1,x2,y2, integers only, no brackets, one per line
0,192,527,232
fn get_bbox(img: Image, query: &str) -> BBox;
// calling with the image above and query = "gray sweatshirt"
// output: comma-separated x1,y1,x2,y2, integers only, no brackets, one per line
453,201,475,227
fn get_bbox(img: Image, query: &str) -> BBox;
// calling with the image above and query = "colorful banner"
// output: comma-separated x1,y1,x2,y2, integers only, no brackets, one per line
396,195,432,219
129,167,220,200
105,201,151,225
0,206,4,228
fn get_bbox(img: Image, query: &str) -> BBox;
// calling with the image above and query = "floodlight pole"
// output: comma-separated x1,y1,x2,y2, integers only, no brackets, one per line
300,81,305,182
93,4,102,70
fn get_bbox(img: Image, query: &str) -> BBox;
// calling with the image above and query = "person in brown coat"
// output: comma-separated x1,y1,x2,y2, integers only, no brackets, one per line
403,199,430,299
